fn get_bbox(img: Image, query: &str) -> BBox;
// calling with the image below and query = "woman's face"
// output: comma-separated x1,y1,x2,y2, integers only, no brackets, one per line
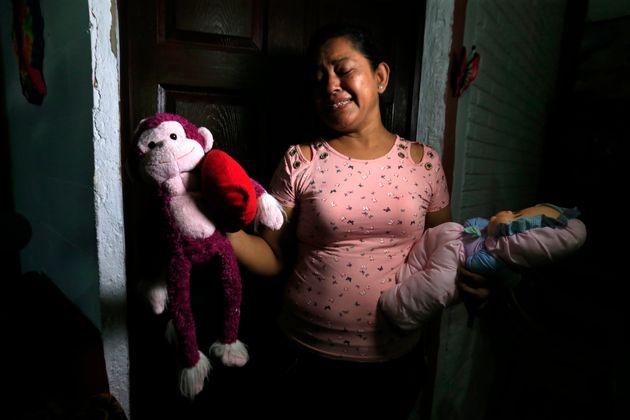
487,205,561,235
310,36,387,134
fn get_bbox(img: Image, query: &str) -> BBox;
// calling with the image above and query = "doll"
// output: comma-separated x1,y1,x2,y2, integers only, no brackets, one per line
379,203,587,330
132,112,284,398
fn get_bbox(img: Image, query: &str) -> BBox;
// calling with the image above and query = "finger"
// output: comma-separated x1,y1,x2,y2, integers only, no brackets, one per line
458,268,490,286
457,280,490,300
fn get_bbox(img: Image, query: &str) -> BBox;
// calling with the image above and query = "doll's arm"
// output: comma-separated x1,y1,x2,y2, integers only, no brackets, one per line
250,178,285,231
379,223,464,330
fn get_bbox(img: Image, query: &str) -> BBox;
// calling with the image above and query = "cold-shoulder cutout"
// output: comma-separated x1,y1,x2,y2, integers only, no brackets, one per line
410,141,424,164
299,144,313,161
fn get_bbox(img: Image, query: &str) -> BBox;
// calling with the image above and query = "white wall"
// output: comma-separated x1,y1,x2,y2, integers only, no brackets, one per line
450,0,567,222
88,0,129,415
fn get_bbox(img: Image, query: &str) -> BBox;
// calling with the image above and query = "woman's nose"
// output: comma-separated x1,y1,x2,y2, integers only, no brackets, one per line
325,73,341,93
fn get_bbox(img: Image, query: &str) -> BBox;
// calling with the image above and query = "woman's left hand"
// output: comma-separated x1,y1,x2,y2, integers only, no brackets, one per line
456,266,491,301
456,266,492,326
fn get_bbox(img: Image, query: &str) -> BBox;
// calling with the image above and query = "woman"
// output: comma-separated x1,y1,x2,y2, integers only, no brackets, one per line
228,23,451,418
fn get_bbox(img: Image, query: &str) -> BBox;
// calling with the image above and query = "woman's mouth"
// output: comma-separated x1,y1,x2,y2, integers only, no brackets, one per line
331,99,352,110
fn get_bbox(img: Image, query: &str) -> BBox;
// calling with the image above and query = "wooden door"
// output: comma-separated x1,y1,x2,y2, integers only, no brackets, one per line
121,0,425,181
120,0,426,417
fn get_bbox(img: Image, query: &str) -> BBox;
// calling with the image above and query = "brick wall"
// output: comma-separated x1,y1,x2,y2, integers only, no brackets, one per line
451,0,567,222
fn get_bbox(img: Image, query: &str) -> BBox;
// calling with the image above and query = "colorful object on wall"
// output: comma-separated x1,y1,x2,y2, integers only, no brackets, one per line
452,45,480,98
12,0,47,105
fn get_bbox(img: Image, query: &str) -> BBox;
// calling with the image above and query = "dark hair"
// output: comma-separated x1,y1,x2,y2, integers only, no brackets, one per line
306,23,384,71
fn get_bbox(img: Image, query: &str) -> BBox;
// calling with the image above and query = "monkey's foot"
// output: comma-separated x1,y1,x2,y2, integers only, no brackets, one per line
178,351,211,399
209,340,249,367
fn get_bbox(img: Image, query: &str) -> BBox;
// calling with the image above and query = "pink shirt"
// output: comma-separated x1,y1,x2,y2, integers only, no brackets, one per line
269,136,450,361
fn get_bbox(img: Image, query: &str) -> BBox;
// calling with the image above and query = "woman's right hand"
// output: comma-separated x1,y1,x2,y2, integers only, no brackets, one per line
226,206,294,277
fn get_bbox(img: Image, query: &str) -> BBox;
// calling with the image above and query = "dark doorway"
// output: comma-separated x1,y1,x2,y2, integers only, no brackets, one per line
484,4,628,419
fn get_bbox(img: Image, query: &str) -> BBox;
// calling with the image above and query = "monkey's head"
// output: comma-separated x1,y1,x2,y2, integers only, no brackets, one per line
133,113,214,186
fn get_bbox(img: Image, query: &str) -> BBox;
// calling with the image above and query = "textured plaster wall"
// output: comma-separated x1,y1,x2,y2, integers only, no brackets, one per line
88,0,129,415
417,0,455,154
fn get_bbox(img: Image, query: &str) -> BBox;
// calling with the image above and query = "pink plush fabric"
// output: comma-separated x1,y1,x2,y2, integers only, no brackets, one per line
160,187,243,368
135,112,208,149
379,223,463,331
380,218,587,332
133,113,285,398
486,218,587,267
135,113,245,371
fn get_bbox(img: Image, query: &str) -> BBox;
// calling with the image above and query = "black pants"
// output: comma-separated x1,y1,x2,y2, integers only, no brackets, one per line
276,340,426,420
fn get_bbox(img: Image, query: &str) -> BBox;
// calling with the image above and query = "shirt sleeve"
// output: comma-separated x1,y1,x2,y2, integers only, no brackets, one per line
424,145,450,213
268,145,309,209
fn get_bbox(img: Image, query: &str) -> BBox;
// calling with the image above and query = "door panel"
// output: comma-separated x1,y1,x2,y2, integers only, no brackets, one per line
161,85,261,171
164,0,262,47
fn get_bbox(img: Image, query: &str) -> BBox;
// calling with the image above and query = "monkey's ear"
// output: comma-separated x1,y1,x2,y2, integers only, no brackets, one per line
198,127,214,152
131,117,150,144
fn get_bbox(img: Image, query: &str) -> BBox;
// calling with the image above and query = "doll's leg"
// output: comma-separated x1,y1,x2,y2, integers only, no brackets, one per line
209,242,249,367
166,253,210,398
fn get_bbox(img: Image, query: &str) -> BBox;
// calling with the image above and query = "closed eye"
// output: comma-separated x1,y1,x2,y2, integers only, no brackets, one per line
337,67,353,76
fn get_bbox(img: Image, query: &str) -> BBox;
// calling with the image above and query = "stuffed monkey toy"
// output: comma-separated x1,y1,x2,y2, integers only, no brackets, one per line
132,112,284,399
